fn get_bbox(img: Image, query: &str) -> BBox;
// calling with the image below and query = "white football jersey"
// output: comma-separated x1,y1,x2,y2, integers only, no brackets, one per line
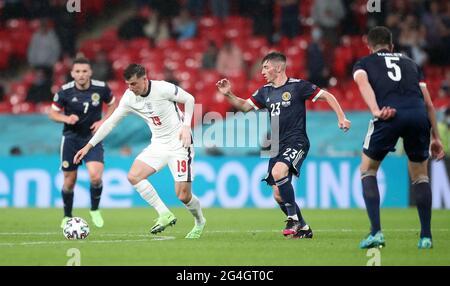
89,80,193,146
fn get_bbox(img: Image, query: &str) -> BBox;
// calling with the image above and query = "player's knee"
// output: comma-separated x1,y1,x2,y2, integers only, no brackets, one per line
271,168,288,181
176,187,191,203
273,192,283,203
411,175,429,185
127,172,141,185
90,174,102,186
360,170,377,179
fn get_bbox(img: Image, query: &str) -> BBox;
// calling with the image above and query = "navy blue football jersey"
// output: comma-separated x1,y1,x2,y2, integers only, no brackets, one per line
353,49,426,109
52,80,114,137
247,78,321,145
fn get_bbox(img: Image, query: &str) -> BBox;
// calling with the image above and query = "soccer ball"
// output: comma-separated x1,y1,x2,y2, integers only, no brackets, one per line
63,217,90,240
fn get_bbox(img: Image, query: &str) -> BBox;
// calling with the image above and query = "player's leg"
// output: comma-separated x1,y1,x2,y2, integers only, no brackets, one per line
360,153,382,235
175,181,206,239
359,153,385,248
272,185,306,227
408,160,433,248
60,136,79,228
61,171,77,228
403,110,433,248
359,118,398,248
271,161,303,237
129,149,175,234
169,146,206,238
86,161,104,228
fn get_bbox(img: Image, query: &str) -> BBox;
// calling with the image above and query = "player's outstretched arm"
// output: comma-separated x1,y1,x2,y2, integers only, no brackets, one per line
48,108,79,125
354,70,396,120
315,90,351,131
91,98,117,133
421,85,445,160
216,78,253,112
73,143,93,164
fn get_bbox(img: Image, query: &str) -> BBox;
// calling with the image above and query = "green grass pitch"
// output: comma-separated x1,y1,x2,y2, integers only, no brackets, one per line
0,208,449,266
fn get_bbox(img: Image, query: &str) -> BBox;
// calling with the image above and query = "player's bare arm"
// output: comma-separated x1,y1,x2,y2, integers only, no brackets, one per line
421,85,445,160
73,143,94,164
48,108,79,125
354,70,396,120
216,78,253,112
90,98,117,133
315,90,351,131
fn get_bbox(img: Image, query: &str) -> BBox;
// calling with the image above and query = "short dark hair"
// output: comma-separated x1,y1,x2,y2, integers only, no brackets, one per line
123,64,146,80
261,52,287,64
73,57,91,66
367,26,393,48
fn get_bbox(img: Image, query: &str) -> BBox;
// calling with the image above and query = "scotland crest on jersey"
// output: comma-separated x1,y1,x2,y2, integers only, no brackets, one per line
91,93,101,106
281,92,291,107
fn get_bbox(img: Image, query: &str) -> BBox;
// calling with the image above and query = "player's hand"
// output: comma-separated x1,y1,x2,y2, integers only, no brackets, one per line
430,138,445,161
374,106,396,120
66,114,79,125
73,144,92,164
179,125,192,148
90,120,103,134
216,78,232,95
339,118,351,132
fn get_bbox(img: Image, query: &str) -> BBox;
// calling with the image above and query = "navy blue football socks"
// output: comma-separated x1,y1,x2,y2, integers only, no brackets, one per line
413,182,432,239
62,190,74,217
90,183,103,211
362,175,381,236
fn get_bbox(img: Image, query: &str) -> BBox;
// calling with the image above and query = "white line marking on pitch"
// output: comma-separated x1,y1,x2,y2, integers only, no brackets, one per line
0,236,175,247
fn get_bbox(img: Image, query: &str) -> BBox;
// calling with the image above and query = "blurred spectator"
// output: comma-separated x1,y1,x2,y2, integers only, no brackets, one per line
26,69,52,103
120,145,132,156
51,0,77,57
118,7,149,40
278,0,300,39
187,0,205,18
23,0,51,18
385,13,402,48
439,69,450,98
2,0,27,20
91,51,113,82
398,15,428,67
249,0,274,44
438,108,450,155
27,18,61,78
172,9,197,41
216,39,245,77
0,83,4,102
202,41,219,70
210,0,230,20
144,10,171,45
9,146,23,156
149,0,180,19
163,67,180,85
307,27,329,87
312,0,345,47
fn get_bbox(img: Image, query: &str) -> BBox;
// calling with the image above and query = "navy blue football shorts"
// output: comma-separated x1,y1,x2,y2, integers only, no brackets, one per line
362,108,431,162
60,135,104,171
263,141,310,186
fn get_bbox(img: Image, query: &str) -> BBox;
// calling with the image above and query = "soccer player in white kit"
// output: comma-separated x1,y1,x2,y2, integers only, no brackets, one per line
73,64,206,239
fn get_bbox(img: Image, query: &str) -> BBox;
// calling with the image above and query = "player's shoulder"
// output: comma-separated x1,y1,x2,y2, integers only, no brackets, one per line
287,77,311,88
90,79,111,92
61,81,75,92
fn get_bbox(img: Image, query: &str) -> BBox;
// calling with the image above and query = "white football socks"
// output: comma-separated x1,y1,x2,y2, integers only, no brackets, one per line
134,180,170,215
184,195,206,225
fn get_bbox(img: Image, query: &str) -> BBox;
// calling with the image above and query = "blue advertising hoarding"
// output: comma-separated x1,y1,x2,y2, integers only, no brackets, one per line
0,156,408,208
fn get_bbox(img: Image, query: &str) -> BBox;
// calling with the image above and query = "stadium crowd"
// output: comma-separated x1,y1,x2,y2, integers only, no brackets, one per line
0,0,449,116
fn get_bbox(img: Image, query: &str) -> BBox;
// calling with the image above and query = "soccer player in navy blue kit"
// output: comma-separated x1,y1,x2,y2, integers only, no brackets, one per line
216,52,351,238
353,26,445,249
49,57,117,229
